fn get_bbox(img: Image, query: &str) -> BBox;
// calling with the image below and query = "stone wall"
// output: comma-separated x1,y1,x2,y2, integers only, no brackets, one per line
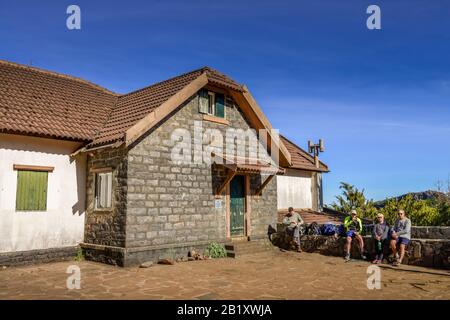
411,226,450,239
84,147,128,248
125,241,220,266
124,92,277,265
272,225,450,269
250,174,277,238
362,225,450,240
0,246,78,267
126,97,225,250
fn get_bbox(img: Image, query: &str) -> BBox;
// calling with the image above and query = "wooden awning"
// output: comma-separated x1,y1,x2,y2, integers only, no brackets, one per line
213,153,284,197
212,153,285,175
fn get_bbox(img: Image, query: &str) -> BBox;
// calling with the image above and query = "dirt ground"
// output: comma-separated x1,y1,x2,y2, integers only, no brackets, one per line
1,250,449,300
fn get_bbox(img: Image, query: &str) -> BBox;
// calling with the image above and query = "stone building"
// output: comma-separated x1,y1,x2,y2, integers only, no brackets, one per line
0,59,328,266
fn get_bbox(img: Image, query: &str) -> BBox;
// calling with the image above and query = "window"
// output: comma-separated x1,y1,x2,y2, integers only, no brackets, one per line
208,91,215,115
199,89,225,118
15,170,49,211
95,171,113,210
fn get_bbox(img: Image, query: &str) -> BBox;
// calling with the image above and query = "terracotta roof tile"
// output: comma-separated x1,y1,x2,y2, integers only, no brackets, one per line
277,208,343,224
90,67,243,146
91,68,202,145
0,60,248,146
280,135,329,172
0,60,117,141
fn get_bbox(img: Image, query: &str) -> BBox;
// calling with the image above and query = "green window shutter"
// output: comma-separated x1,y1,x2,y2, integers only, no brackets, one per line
16,170,48,211
198,89,209,114
215,93,225,118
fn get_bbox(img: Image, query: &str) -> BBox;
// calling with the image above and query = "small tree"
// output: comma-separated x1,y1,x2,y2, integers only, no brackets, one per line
435,174,450,197
331,182,378,220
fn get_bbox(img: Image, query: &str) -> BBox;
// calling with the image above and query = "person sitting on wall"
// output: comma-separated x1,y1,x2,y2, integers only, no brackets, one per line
389,209,411,266
283,207,304,253
343,209,366,261
372,213,389,264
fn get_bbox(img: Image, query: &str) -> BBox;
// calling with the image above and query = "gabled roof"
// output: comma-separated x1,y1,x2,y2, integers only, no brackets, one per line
0,60,291,165
280,135,329,172
93,67,243,146
0,61,242,143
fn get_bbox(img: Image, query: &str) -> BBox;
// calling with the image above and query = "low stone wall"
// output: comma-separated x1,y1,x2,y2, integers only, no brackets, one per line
81,239,229,267
125,242,217,267
363,225,450,240
0,246,78,267
411,226,450,239
277,222,450,240
82,243,126,267
272,225,450,269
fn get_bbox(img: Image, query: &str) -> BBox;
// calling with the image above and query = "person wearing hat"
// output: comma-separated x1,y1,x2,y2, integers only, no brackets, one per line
282,207,304,253
372,213,389,264
343,209,366,261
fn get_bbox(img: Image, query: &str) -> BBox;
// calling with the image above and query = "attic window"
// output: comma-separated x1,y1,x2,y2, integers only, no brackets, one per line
199,89,225,118
208,92,215,115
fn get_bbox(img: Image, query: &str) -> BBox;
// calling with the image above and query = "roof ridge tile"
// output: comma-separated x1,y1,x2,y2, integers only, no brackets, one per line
0,59,118,96
119,67,208,99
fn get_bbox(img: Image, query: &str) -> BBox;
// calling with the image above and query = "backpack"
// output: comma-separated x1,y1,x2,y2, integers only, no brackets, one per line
298,224,307,236
307,222,321,235
336,224,345,236
321,223,337,236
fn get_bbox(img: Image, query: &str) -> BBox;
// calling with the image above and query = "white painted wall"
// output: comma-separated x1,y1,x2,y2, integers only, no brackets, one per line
0,134,86,253
277,169,313,209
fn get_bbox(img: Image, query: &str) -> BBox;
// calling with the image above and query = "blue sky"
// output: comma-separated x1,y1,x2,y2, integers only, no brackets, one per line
1,0,449,204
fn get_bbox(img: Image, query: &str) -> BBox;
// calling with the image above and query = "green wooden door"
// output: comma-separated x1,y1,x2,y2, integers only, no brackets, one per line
230,175,245,236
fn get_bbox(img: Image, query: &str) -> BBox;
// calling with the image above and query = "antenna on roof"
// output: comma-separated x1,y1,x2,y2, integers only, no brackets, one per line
308,139,325,168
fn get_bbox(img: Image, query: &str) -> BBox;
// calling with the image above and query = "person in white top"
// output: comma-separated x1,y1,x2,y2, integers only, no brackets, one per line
283,207,304,253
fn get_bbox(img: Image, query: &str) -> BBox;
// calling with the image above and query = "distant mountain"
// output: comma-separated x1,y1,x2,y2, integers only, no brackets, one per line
374,190,447,208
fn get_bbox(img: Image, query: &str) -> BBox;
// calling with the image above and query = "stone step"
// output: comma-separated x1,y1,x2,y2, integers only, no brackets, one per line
225,239,275,258
228,247,270,255
225,241,269,251
229,243,271,251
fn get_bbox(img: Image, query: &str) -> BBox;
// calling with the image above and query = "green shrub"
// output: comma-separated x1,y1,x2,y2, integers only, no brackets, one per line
74,247,85,262
204,242,227,258
330,182,449,226
379,194,439,226
429,196,450,226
